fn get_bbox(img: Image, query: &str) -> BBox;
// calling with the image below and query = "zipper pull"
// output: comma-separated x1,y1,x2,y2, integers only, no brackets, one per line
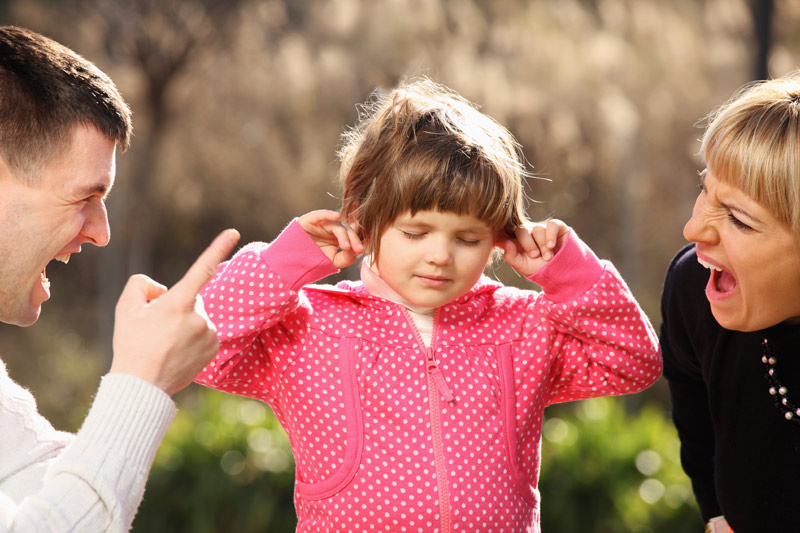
426,349,455,403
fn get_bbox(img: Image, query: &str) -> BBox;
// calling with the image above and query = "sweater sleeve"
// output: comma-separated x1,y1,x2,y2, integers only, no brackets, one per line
0,371,175,532
659,244,721,521
196,219,338,401
527,231,662,404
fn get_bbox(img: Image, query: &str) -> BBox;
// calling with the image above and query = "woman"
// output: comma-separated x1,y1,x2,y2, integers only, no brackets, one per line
661,72,800,533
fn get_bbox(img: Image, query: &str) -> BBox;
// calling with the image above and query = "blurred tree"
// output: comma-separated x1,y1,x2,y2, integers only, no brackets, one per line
67,0,246,360
750,0,774,79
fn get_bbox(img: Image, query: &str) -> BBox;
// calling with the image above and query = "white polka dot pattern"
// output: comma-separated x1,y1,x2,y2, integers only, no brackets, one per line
196,228,661,533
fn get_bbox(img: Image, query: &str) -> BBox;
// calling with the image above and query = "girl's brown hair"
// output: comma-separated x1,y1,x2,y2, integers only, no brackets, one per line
338,78,529,258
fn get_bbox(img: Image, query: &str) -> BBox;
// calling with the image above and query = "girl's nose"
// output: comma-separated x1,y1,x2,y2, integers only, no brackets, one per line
426,238,453,265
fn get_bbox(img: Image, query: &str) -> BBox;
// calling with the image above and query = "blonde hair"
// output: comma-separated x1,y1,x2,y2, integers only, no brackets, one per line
338,78,529,258
701,71,800,248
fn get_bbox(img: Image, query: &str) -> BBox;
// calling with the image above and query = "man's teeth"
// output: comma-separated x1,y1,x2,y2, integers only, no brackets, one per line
698,257,722,271
55,254,70,264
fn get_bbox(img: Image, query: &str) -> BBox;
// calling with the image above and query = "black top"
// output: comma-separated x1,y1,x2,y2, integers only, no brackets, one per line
660,244,800,532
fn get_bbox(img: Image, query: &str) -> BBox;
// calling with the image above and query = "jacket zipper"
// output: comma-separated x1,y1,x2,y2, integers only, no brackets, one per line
425,348,455,402
401,307,453,533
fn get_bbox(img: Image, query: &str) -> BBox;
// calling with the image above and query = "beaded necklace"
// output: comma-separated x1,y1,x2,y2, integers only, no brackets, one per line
762,338,800,423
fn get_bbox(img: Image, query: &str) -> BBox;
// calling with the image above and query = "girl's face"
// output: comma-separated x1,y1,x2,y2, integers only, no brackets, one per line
683,169,800,331
374,209,495,309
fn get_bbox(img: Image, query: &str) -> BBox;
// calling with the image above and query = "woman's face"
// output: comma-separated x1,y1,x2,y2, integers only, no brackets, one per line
683,169,800,331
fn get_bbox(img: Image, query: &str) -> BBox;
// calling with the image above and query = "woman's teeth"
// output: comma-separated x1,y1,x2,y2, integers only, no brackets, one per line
698,257,722,271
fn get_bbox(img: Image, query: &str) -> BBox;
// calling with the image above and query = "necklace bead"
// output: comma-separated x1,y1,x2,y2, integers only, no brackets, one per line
762,338,800,426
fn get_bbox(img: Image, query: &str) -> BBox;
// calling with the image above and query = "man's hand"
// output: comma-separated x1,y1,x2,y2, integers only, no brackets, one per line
109,229,240,396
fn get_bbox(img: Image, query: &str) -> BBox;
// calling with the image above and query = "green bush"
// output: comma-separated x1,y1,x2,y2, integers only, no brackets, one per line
539,397,702,532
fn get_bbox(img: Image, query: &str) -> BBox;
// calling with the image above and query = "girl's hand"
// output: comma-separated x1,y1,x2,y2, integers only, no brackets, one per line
298,210,364,269
497,219,570,277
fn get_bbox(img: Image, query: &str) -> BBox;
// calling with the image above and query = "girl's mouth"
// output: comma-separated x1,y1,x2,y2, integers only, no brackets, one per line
416,275,449,288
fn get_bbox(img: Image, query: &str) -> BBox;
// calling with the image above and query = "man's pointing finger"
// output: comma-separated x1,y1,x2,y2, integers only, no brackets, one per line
171,229,240,300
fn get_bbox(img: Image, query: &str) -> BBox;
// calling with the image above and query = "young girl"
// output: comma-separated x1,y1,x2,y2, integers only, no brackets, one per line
197,79,661,533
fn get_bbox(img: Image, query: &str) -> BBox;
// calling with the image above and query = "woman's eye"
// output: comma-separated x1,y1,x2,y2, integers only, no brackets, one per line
727,213,753,231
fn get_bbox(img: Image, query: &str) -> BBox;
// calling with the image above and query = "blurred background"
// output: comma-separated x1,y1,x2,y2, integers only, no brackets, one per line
0,0,796,531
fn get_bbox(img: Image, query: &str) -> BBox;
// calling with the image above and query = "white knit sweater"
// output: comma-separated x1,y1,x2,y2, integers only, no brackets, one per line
0,359,175,532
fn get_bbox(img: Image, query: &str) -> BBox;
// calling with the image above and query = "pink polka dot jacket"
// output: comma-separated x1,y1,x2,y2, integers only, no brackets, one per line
197,220,662,533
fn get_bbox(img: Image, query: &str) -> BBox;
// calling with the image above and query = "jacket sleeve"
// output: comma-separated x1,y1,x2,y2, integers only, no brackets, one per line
527,231,662,405
659,245,721,521
0,372,175,532
196,219,338,402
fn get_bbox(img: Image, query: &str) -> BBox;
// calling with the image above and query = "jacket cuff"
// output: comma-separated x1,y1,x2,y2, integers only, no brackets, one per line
261,219,339,292
529,230,605,303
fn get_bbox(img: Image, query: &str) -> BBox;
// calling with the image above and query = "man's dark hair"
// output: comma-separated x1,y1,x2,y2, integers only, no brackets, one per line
0,26,132,182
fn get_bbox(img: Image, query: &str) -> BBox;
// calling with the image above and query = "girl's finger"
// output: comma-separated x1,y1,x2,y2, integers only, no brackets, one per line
344,224,364,254
514,225,540,258
298,210,341,234
545,220,561,249
530,224,550,259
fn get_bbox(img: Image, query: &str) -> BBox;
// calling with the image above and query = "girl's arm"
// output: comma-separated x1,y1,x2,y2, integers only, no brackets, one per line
195,217,342,397
522,230,662,404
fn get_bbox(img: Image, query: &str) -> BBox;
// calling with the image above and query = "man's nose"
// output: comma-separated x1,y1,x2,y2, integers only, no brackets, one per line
83,201,111,247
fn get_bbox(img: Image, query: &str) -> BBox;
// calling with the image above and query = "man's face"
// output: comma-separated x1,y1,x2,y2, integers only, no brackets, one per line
0,125,116,326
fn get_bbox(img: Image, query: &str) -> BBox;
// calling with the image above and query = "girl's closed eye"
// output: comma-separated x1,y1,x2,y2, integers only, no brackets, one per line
401,231,425,240
458,237,481,246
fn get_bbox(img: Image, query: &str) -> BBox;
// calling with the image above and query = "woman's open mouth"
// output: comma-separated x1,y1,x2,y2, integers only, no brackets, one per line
698,256,737,298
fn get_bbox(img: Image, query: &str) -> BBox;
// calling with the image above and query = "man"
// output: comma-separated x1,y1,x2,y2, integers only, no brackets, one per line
0,26,238,531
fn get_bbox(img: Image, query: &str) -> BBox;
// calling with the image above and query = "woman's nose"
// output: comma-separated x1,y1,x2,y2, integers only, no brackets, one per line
683,194,713,244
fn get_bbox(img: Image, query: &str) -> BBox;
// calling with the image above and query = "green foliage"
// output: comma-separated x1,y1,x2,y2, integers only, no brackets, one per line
539,397,703,532
132,389,297,533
